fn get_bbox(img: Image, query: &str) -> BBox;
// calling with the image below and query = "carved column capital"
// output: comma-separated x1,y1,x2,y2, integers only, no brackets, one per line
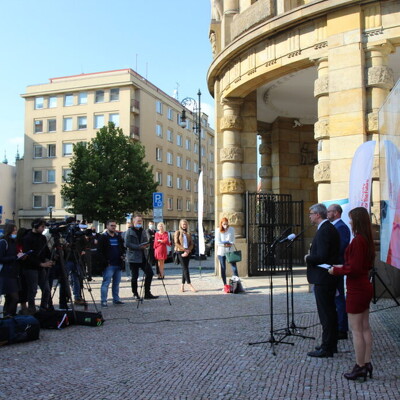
220,115,243,131
314,75,329,98
367,66,394,89
219,178,245,194
259,165,273,179
314,161,331,183
220,147,243,162
314,119,329,140
219,211,244,227
367,112,378,133
259,142,272,155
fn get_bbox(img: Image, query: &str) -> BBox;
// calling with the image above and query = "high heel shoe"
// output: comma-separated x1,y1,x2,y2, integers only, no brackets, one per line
365,362,373,378
343,364,367,381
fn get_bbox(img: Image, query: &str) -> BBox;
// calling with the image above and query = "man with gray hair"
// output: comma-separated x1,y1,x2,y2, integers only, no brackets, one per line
305,203,340,357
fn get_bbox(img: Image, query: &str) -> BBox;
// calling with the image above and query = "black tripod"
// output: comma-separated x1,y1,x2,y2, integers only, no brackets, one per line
370,266,400,306
249,227,295,355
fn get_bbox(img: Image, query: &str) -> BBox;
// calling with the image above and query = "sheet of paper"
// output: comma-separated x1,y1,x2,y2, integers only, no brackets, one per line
317,263,331,269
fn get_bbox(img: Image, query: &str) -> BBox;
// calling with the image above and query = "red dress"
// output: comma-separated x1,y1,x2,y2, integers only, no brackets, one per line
153,232,170,261
333,234,373,314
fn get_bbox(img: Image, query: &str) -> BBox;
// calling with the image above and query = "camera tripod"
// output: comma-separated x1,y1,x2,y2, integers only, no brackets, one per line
370,266,400,306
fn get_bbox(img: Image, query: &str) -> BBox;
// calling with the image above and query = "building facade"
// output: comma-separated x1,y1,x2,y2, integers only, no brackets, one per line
18,69,215,232
0,162,16,229
208,0,400,274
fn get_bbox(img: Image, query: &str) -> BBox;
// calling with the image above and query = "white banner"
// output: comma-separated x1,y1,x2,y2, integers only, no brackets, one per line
348,141,376,212
198,171,205,255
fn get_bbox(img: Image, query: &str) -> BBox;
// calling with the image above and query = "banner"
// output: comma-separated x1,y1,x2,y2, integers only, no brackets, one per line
348,141,376,212
198,171,205,255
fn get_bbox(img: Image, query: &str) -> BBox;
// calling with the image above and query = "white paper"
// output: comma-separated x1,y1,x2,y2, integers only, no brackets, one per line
317,263,331,270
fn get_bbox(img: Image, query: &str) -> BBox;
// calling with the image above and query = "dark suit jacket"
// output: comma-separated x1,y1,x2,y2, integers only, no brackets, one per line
306,220,340,285
333,219,350,264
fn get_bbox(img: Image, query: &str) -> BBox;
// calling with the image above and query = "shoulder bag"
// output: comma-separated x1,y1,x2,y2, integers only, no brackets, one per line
225,244,242,263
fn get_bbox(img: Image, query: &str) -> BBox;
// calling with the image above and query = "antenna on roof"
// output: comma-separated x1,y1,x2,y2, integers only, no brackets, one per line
173,82,180,100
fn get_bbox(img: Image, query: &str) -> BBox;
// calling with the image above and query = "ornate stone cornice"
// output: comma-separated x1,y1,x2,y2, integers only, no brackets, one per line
220,147,243,162
314,75,329,98
314,161,330,183
367,65,394,89
219,178,245,194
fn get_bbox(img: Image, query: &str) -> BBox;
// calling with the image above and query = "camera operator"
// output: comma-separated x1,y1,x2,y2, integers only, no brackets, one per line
63,217,87,306
22,218,54,313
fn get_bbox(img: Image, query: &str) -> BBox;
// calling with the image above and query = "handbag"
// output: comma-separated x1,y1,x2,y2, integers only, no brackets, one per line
173,251,180,265
229,278,244,294
223,284,232,294
225,244,242,263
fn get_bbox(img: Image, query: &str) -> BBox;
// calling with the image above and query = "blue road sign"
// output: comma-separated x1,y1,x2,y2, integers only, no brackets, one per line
153,192,163,208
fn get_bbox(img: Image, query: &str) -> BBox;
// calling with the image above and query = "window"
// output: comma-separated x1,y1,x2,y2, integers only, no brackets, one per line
194,161,198,173
201,129,205,139
48,195,56,207
156,171,162,185
62,168,72,182
167,174,173,187
34,120,43,133
64,94,73,106
63,117,72,131
47,144,56,158
110,88,119,101
209,152,214,162
176,155,182,168
177,134,182,147
167,197,173,210
167,108,173,120
109,113,119,126
48,96,57,108
62,197,69,208
33,195,43,208
186,200,191,212
186,159,191,171
177,198,183,211
167,151,173,165
194,201,198,212
185,138,191,151
156,124,163,137
194,143,199,154
209,137,214,146
194,182,198,193
186,179,191,191
209,169,214,179
63,143,73,156
78,116,87,130
78,92,87,105
210,185,214,196
156,100,163,114
94,114,104,129
33,170,43,183
95,90,104,103
167,129,173,142
47,170,56,183
156,147,162,161
201,146,205,157
48,119,56,132
34,97,44,109
177,176,182,189
33,145,43,158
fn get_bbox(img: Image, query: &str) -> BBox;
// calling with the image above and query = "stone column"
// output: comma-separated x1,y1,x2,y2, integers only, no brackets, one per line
219,98,245,237
365,40,395,220
258,130,272,192
312,56,330,200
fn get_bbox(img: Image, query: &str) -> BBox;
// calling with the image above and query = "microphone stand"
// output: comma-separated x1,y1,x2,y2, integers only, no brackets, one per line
249,226,295,355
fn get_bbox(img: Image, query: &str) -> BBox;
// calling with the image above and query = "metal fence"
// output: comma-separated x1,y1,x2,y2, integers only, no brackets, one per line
245,192,304,276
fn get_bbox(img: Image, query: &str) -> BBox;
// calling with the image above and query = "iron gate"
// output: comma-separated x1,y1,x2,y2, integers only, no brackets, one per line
245,192,304,276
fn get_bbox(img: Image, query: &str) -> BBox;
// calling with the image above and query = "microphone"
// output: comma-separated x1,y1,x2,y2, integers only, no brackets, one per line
279,233,296,243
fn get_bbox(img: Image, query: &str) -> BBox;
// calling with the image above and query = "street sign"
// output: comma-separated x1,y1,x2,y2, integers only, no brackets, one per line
153,192,163,208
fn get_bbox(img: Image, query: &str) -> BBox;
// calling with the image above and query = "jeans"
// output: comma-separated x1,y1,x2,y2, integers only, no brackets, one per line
177,252,191,284
101,265,122,303
218,255,239,285
65,261,82,300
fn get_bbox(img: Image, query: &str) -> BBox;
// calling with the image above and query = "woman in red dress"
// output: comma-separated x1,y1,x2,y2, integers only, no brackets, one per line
329,207,375,381
153,222,170,279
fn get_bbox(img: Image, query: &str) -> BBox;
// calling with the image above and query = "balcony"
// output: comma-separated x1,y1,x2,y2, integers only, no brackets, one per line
130,125,140,141
131,99,140,114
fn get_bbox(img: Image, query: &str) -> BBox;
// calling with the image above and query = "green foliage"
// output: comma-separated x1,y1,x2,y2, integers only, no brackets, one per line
61,122,158,223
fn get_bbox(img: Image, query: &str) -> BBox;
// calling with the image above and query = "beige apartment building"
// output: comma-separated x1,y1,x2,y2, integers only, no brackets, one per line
208,0,400,276
0,162,16,227
18,69,215,232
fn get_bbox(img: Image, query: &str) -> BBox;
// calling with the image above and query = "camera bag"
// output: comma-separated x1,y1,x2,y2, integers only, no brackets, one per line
0,315,40,345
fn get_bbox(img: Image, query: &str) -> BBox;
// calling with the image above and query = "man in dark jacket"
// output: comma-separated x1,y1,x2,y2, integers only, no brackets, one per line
305,203,340,358
125,216,158,300
22,218,54,313
97,220,125,307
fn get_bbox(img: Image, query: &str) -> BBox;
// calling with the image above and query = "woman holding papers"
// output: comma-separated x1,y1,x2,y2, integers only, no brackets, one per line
329,207,375,381
216,217,239,292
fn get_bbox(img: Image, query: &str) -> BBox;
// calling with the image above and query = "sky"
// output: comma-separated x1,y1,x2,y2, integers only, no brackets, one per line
0,0,214,165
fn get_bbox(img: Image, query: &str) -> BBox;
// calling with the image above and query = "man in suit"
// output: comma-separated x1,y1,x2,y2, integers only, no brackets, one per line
305,203,340,357
327,204,351,340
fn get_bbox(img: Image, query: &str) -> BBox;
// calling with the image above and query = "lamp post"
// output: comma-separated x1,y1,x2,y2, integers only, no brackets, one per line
12,211,15,222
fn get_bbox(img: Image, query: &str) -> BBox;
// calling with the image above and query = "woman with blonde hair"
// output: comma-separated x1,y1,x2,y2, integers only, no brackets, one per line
174,219,196,292
154,222,170,279
216,217,239,291
329,207,375,381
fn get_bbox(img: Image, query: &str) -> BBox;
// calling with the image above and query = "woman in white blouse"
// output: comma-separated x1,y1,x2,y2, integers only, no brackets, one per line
216,217,239,289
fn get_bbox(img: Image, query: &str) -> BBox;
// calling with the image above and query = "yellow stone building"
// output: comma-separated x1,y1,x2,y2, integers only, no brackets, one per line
208,0,400,275
18,69,215,232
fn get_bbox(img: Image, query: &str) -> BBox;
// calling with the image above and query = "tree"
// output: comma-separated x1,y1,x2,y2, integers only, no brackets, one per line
61,122,158,223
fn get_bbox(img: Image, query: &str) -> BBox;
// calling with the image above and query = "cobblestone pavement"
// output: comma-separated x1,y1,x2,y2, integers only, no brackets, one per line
1,258,400,400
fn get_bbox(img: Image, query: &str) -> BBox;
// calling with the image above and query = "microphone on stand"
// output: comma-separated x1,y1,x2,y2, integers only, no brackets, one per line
279,233,296,243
